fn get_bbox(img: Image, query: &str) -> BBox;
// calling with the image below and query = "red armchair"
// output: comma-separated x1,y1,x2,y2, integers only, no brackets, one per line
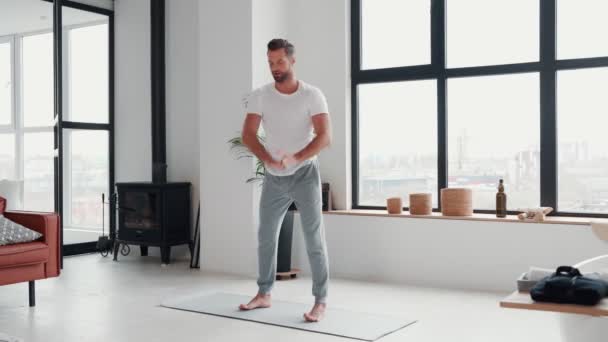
0,197,61,306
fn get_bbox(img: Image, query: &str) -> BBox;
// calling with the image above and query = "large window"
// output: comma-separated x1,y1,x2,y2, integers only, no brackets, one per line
556,0,608,60
0,38,15,180
23,132,54,212
358,80,437,207
361,0,430,69
0,134,15,180
0,38,12,126
60,5,112,245
63,129,109,244
0,31,55,212
448,73,540,210
446,0,539,68
557,68,608,214
22,33,55,212
352,0,608,216
22,33,54,128
0,15,112,226
1,0,114,258
65,23,109,123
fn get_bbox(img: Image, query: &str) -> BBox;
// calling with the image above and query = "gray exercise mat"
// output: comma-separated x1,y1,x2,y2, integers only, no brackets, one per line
160,292,416,341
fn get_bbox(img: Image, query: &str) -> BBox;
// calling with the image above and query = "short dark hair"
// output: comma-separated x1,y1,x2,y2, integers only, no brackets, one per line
267,38,295,56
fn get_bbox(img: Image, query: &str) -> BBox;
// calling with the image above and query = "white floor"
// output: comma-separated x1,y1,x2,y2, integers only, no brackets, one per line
0,253,564,342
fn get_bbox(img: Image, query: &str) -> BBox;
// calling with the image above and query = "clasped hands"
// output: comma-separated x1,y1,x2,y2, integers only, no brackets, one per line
266,149,300,171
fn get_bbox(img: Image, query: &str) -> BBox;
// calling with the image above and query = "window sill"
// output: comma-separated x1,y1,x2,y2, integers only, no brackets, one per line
323,209,602,226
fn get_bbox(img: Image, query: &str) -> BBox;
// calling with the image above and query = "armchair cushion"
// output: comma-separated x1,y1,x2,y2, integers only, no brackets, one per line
0,215,43,246
0,241,48,267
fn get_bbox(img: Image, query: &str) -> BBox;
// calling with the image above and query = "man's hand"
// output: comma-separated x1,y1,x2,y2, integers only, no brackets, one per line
280,154,299,169
264,151,299,171
265,159,285,171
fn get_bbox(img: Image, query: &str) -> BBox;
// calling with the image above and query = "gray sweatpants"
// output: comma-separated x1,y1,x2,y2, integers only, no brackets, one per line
257,159,329,304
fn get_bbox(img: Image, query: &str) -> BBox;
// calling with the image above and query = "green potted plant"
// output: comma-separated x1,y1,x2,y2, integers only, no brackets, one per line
227,134,266,184
228,133,296,275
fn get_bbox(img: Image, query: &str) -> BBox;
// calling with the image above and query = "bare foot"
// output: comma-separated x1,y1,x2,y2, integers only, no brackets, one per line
303,303,326,322
239,293,271,311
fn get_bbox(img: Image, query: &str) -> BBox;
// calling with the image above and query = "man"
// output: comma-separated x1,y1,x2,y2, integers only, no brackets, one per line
239,38,332,322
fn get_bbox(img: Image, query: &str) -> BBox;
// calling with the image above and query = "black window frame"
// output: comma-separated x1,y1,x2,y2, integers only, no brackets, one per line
351,0,608,217
46,0,116,260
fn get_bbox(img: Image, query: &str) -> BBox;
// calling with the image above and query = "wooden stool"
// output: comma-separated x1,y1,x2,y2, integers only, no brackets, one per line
276,268,301,280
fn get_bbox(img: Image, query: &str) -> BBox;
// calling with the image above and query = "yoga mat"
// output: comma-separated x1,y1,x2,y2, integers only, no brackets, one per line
161,292,416,341
0,333,23,342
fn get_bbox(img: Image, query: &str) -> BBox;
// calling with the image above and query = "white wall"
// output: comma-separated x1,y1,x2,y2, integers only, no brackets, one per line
166,0,200,256
286,0,352,211
114,0,151,183
198,0,257,275
115,0,199,260
251,0,289,88
197,0,298,274
292,215,607,292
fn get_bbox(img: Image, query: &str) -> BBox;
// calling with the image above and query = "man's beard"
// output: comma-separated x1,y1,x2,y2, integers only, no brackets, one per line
273,71,290,83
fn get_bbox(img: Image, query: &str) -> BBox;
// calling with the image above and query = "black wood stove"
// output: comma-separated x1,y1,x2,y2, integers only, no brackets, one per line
113,182,192,264
111,0,192,265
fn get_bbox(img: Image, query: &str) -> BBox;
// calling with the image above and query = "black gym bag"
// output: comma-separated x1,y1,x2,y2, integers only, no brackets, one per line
530,266,608,306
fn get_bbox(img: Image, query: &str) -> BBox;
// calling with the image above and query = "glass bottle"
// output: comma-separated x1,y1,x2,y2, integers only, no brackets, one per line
496,179,507,218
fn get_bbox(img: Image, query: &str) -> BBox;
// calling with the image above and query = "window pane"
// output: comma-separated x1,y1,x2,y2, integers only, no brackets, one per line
65,22,109,123
361,0,430,69
63,130,109,244
358,80,438,207
447,0,539,68
0,134,15,180
557,68,608,213
448,73,540,210
23,132,54,212
22,33,54,127
0,41,11,126
557,0,608,60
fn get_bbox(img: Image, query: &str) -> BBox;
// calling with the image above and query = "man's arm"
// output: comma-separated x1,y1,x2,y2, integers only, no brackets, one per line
241,114,284,170
293,113,332,163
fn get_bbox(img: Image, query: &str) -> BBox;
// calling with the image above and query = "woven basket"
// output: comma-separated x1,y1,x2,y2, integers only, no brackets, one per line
386,197,403,214
440,188,473,216
409,193,432,215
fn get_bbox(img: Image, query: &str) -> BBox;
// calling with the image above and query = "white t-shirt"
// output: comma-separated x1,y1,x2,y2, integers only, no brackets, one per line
244,80,329,176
